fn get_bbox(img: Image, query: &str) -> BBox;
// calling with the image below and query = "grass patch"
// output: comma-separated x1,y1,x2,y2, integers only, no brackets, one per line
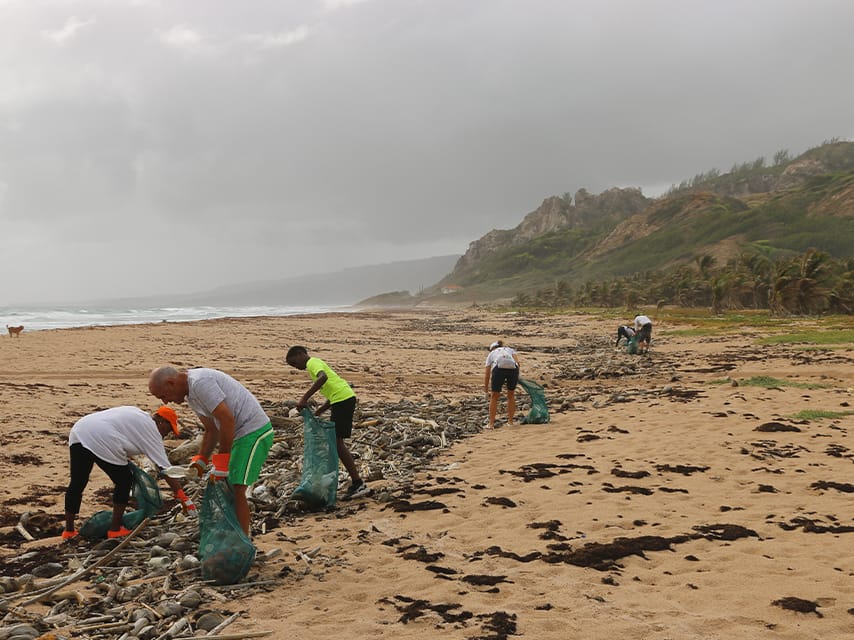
759,329,854,345
790,409,854,421
667,327,723,337
741,376,830,390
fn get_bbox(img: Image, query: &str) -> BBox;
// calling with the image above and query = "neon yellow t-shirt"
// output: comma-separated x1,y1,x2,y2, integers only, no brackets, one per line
306,357,355,404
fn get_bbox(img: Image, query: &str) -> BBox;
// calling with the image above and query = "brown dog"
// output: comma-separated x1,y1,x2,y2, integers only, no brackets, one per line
6,325,24,337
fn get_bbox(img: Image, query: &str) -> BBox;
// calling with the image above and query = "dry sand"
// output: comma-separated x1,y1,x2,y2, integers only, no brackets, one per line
1,309,852,639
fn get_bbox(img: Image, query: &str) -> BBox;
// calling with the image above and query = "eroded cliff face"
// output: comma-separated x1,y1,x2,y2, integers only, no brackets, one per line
453,187,650,272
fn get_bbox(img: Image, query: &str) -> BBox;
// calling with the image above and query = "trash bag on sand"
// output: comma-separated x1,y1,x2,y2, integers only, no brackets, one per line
79,463,161,539
291,408,339,509
199,481,255,585
79,509,145,539
518,378,550,424
626,335,639,355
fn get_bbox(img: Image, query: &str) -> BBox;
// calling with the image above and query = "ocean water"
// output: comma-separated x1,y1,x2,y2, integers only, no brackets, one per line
0,304,345,333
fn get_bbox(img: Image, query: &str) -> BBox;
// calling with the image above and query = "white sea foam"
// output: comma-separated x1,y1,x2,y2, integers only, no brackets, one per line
0,304,344,332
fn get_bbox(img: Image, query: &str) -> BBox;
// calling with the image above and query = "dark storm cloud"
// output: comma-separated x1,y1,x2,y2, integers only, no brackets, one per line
1,0,853,303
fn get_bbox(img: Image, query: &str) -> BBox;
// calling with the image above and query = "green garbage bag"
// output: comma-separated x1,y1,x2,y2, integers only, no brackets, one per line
290,409,339,509
130,462,163,516
518,378,550,424
79,509,148,539
626,335,639,355
198,481,255,585
79,462,161,539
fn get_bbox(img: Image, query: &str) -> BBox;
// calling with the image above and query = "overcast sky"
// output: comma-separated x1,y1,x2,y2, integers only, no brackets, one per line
2,0,853,305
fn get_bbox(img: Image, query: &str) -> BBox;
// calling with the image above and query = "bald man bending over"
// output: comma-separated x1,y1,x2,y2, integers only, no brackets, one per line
148,366,273,535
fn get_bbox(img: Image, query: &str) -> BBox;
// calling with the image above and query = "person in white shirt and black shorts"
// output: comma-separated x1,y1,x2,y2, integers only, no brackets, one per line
484,340,521,429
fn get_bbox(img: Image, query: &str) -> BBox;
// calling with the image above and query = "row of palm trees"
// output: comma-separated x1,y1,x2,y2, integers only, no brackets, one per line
511,249,854,315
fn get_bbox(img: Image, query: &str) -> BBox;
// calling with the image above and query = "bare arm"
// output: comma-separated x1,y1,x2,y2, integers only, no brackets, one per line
484,365,491,393
163,476,183,495
198,415,220,459
210,401,236,454
297,371,327,411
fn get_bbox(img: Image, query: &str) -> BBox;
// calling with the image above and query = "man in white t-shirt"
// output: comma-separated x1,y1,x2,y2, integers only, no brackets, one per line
483,340,520,429
148,366,273,535
63,405,192,540
633,314,653,354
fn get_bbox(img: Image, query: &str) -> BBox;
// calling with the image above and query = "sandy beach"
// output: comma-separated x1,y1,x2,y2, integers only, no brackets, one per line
1,308,852,639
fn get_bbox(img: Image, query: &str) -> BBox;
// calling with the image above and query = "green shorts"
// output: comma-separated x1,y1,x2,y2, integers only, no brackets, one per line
228,423,274,486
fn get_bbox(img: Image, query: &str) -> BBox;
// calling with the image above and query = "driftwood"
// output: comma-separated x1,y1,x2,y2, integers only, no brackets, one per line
205,612,240,635
19,518,150,606
14,523,34,542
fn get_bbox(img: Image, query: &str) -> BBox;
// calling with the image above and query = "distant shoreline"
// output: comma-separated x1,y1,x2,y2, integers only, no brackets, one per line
1,303,355,333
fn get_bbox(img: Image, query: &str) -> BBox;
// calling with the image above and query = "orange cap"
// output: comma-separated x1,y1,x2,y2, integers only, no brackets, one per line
155,406,180,436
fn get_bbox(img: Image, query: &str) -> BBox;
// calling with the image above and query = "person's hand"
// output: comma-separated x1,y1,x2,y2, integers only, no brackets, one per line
211,453,230,482
187,455,209,479
175,488,197,517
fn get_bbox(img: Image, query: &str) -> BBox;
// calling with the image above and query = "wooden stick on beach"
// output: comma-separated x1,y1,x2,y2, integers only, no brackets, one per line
16,518,151,606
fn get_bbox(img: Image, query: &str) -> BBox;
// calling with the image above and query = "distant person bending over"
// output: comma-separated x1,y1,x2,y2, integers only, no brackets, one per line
285,346,370,500
633,314,653,354
148,366,274,535
484,340,520,429
616,324,636,346
63,405,193,540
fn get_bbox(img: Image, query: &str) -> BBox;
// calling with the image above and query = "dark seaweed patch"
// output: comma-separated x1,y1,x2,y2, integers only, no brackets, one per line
772,597,822,617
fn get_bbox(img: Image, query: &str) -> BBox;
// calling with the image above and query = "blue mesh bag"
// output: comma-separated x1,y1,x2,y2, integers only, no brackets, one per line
518,378,550,424
290,409,339,509
199,481,256,585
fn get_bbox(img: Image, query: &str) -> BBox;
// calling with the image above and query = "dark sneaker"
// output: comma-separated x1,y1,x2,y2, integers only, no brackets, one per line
342,480,371,500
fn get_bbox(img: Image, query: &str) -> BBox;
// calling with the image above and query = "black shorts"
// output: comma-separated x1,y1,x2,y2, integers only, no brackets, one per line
330,396,357,439
491,367,519,392
637,323,652,342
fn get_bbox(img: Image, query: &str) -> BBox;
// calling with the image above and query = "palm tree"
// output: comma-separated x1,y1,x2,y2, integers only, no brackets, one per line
770,249,833,315
793,249,833,314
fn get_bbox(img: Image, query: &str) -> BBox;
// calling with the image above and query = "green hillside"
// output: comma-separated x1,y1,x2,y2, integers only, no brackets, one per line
428,141,854,314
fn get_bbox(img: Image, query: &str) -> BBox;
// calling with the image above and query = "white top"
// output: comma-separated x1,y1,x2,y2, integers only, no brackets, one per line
634,315,652,330
68,406,171,469
187,368,269,440
485,346,518,370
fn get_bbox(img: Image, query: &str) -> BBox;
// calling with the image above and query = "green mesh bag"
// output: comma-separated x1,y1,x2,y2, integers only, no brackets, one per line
518,378,550,424
129,462,163,517
626,335,639,355
290,408,339,509
79,463,162,539
199,481,256,585
79,509,148,539
79,510,113,540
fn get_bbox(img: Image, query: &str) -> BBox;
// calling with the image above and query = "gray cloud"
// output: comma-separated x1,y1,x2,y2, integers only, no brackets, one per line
1,0,853,304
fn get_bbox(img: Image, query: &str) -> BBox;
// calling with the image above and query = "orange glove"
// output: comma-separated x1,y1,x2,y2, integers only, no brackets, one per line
187,455,209,479
175,488,197,516
211,453,230,482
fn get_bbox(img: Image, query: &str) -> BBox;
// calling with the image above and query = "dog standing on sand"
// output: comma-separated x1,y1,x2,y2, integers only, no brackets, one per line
6,325,24,337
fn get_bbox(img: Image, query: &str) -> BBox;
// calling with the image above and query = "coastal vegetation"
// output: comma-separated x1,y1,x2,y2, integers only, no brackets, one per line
432,140,854,316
